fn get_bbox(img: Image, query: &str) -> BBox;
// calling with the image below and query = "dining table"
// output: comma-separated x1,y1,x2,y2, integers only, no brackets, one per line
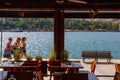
60,62,84,73
0,71,8,80
48,61,84,80
49,62,84,73
0,61,24,72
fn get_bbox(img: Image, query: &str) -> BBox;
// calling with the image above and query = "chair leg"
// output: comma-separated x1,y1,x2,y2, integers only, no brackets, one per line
83,58,85,63
114,72,117,80
50,76,52,80
33,77,38,80
36,71,44,80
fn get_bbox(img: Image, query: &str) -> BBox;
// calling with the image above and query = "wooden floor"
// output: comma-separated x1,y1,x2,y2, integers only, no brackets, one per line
0,59,119,80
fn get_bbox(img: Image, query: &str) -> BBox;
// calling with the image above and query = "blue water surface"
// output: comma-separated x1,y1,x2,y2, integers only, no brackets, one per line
2,32,120,59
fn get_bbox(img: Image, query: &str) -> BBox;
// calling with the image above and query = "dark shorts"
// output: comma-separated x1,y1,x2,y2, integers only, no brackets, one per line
21,47,26,53
3,50,12,58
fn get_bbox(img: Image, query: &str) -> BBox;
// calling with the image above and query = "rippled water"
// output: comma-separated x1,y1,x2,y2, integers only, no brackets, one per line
2,32,54,58
2,32,120,59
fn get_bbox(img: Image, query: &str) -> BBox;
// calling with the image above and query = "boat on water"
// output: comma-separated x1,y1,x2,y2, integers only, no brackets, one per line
10,29,23,32
10,27,23,32
1,28,23,32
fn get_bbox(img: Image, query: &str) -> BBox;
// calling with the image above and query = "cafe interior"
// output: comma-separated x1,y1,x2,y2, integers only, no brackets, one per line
0,0,120,80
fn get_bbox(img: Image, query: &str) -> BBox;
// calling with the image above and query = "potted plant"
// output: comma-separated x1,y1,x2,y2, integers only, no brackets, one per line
35,55,42,61
27,55,33,61
13,50,20,62
49,49,56,61
48,49,69,80
60,50,69,61
49,49,69,61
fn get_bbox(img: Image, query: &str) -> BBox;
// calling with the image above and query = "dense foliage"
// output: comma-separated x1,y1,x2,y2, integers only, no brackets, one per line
65,19,119,31
0,18,119,31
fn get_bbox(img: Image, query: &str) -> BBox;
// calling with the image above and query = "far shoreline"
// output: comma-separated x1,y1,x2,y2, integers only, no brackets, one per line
2,29,120,32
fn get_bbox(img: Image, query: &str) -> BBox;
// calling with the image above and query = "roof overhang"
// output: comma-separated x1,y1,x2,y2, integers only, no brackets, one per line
0,0,119,18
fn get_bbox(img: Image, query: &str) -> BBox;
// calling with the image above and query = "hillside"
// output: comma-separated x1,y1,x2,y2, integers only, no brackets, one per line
0,18,119,32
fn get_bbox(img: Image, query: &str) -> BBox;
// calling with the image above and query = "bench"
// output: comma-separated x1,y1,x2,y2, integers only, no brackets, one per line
82,51,112,63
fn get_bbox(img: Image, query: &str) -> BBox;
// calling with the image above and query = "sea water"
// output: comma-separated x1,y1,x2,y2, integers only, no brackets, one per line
1,32,120,59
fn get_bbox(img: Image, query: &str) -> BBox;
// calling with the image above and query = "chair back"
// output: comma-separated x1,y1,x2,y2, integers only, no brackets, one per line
114,64,120,80
48,61,66,73
48,61,67,80
115,64,120,72
36,70,44,80
21,60,41,72
48,61,61,66
35,60,41,71
90,61,96,74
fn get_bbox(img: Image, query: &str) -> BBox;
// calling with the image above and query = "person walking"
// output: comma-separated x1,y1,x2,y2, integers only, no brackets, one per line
20,37,27,59
3,37,13,59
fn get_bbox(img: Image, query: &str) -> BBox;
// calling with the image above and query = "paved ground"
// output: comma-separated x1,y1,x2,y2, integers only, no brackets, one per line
81,59,117,80
44,59,117,80
1,59,119,80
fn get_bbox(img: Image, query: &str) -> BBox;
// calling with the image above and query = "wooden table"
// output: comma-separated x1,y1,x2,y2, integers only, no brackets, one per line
0,61,24,72
48,62,83,80
48,62,84,74
48,62,83,73
61,62,84,73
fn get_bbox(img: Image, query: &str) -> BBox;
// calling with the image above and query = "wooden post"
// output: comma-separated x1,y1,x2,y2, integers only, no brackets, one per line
54,9,64,60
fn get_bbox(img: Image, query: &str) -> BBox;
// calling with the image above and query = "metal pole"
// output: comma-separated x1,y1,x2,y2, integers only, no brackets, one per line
1,31,2,63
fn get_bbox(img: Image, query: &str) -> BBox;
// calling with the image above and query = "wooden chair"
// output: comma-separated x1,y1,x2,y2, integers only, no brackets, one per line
114,64,120,80
33,60,42,80
79,61,96,74
34,70,43,80
48,61,67,80
21,60,41,71
115,64,120,72
90,61,96,74
21,60,42,80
